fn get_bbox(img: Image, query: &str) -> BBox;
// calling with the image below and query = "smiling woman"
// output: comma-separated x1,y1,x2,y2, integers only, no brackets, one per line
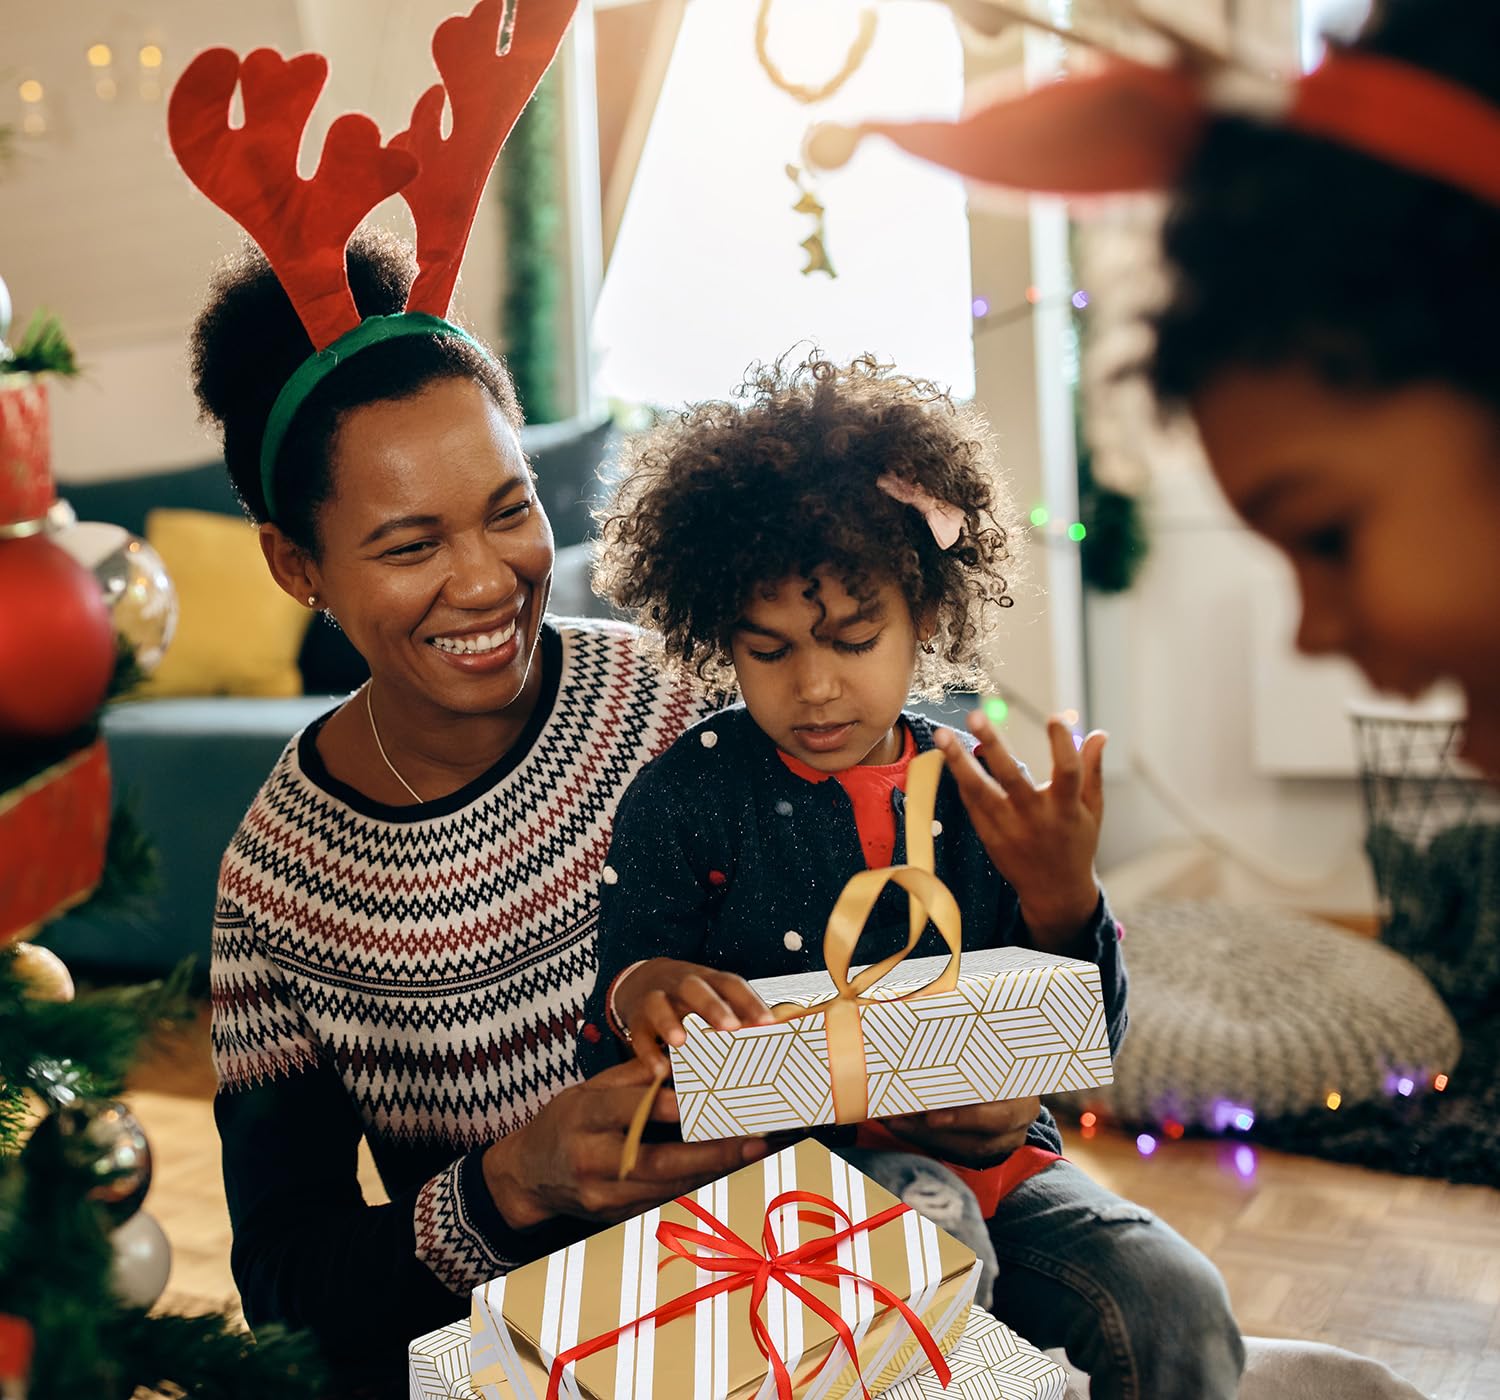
187,228,774,1400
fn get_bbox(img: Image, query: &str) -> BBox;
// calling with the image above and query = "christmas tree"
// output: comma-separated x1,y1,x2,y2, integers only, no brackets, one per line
0,273,324,1399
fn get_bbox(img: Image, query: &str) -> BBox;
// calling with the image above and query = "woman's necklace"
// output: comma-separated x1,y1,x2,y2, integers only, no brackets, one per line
364,682,426,805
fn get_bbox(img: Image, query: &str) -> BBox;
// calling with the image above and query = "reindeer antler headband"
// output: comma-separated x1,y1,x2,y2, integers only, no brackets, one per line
807,9,1500,210
169,0,576,518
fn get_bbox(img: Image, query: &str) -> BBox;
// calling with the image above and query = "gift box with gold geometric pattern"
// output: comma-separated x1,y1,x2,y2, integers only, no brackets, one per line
413,1304,1066,1400
671,944,1113,1143
665,751,1113,1144
469,1139,981,1400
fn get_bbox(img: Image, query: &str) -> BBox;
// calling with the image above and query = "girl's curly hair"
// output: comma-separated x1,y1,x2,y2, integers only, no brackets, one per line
594,351,1017,695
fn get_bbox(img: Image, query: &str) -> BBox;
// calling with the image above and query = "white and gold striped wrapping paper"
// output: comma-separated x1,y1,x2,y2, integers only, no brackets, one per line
414,1306,1066,1400
469,1141,981,1400
672,947,1114,1142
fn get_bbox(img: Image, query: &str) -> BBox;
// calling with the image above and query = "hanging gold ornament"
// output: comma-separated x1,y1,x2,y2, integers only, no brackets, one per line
787,165,835,277
10,941,75,1003
756,0,877,278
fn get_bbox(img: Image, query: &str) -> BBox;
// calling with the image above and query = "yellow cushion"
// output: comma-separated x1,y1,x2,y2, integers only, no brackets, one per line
141,508,311,698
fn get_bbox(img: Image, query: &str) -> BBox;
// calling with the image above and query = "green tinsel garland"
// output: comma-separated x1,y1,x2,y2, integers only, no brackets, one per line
1077,436,1149,594
499,69,563,424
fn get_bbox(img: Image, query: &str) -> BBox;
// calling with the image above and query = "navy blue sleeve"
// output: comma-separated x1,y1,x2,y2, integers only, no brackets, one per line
577,745,728,1079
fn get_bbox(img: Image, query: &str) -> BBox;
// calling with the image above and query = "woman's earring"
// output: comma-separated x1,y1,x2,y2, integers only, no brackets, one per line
921,640,937,656
307,594,318,609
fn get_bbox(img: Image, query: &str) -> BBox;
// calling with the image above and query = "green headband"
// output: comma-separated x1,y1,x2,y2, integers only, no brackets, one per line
258,312,485,520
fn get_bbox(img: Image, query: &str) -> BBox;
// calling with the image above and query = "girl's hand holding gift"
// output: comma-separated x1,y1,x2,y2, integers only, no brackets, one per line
934,711,1107,954
612,957,774,1078
884,1095,1043,1166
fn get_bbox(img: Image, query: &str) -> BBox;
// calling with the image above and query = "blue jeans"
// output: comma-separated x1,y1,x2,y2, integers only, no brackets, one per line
839,1151,1245,1400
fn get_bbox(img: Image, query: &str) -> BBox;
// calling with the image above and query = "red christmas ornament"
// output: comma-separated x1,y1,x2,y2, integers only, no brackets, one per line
0,535,117,739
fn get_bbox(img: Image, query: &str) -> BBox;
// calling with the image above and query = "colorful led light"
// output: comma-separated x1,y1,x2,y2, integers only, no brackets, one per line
972,296,991,317
1136,1133,1158,1157
1067,522,1087,542
983,696,1009,726
1434,1073,1449,1092
1029,505,1050,527
1233,1145,1257,1179
1326,1091,1342,1110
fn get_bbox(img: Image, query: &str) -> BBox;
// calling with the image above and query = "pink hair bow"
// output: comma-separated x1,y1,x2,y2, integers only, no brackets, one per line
877,473,965,549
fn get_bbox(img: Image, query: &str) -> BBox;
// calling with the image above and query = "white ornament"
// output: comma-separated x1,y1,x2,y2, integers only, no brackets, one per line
601,865,619,886
700,731,719,749
110,1209,172,1309
783,930,803,951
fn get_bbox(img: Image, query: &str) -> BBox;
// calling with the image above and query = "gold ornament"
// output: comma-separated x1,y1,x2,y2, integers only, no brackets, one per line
754,0,876,105
11,941,75,1003
786,165,837,278
756,0,876,278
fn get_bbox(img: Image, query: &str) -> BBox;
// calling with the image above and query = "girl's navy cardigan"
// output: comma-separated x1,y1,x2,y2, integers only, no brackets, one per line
579,705,1128,1159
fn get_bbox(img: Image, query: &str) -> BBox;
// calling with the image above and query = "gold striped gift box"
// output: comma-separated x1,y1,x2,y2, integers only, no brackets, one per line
671,947,1114,1143
412,1306,1066,1400
469,1140,981,1400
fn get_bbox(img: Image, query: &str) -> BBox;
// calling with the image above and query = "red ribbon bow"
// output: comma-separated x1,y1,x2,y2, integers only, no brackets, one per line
546,1191,953,1400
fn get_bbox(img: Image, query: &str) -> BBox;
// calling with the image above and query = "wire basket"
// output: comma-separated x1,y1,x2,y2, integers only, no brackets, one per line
1350,699,1500,1018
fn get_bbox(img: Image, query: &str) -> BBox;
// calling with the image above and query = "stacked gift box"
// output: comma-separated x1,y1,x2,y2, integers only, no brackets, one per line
411,1142,1065,1400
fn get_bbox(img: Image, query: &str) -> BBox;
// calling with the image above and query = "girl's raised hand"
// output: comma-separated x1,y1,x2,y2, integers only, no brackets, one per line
934,711,1106,952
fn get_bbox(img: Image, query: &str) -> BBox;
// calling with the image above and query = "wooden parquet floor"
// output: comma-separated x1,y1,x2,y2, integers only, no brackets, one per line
123,1009,1500,1399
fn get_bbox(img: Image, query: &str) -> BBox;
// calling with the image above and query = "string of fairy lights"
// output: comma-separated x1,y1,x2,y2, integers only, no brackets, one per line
971,283,1092,546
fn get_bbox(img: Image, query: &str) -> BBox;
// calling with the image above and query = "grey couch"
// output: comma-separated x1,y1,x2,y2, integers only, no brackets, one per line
40,416,614,979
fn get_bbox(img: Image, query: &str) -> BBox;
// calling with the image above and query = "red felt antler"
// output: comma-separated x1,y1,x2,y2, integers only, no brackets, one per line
169,47,420,349
394,0,578,318
810,59,1205,196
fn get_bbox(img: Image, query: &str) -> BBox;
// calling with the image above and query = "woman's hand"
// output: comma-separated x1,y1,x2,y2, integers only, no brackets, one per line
482,1059,769,1229
613,957,773,1077
882,1096,1043,1167
934,712,1106,953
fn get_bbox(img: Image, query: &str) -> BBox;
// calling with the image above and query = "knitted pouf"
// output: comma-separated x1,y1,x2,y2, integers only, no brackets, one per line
1058,899,1461,1127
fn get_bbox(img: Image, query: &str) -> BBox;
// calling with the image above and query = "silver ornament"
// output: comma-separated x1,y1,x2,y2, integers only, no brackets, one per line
25,1057,90,1108
50,520,178,674
41,1099,154,1225
110,1209,172,1309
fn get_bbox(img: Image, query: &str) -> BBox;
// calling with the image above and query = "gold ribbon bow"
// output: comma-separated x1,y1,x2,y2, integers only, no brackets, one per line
619,748,962,1178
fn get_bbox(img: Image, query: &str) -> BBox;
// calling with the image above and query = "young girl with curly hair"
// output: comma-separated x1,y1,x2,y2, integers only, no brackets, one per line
580,352,1244,1400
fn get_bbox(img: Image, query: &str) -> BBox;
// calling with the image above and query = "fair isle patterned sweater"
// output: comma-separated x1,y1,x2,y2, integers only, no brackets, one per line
209,620,712,1396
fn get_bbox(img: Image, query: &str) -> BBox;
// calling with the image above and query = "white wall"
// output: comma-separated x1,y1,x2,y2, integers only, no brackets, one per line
1088,455,1379,915
2,0,503,483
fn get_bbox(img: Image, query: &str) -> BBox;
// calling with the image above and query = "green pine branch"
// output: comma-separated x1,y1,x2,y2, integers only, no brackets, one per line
0,953,193,1110
3,309,79,377
106,1311,326,1400
90,798,161,911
